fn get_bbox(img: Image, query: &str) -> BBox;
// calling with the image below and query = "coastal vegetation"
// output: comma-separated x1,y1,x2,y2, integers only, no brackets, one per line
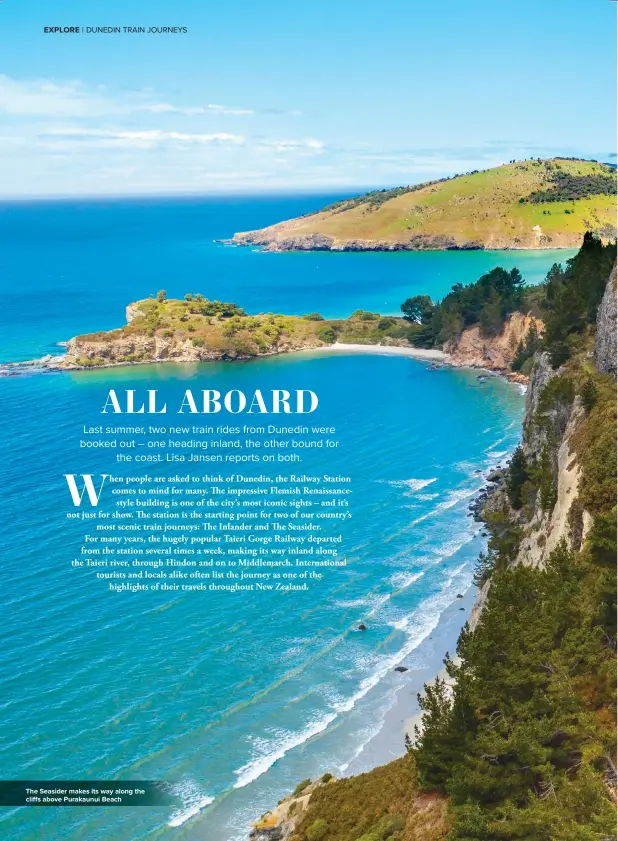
401,232,617,363
411,352,617,840
251,236,617,841
69,297,420,367
232,159,617,252
401,267,527,346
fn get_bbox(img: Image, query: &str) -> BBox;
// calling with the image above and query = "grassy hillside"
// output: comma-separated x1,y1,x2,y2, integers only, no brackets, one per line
290,757,451,841
233,159,616,251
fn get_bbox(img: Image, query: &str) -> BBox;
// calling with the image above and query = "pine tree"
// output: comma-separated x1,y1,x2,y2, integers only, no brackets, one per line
506,446,529,509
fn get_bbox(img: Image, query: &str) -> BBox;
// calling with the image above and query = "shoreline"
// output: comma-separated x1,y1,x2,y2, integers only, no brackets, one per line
342,585,477,776
0,342,527,387
230,239,582,255
305,342,448,361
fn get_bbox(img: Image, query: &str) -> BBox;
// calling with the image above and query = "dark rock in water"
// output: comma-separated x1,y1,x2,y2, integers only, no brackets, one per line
486,469,503,483
358,623,367,631
481,531,488,537
456,593,464,599
394,665,408,673
459,607,466,611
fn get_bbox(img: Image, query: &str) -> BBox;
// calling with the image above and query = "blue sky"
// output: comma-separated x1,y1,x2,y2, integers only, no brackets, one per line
0,0,615,196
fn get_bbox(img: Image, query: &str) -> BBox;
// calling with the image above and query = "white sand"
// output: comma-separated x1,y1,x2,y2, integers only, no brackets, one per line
342,587,475,775
308,342,449,361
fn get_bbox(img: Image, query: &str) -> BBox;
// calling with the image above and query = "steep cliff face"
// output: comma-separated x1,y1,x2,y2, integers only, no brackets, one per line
594,263,617,377
485,266,617,571
517,396,586,568
445,312,543,375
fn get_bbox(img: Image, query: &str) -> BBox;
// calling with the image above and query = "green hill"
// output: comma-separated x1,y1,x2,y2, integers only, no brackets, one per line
232,158,616,252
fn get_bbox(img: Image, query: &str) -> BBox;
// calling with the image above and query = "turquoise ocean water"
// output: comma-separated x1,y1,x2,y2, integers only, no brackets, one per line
0,195,574,840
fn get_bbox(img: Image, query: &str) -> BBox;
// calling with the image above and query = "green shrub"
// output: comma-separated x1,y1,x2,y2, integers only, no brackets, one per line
306,818,328,841
293,779,312,797
304,312,325,321
579,376,598,412
352,310,379,321
316,325,337,343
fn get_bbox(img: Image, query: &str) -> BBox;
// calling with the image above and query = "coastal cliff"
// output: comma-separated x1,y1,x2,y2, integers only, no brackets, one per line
445,311,542,376
595,263,617,377
245,252,617,841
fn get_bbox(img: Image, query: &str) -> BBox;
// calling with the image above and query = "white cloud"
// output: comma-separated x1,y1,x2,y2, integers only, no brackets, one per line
203,104,255,116
0,75,119,117
133,102,256,116
0,75,289,120
40,127,246,149
259,138,325,153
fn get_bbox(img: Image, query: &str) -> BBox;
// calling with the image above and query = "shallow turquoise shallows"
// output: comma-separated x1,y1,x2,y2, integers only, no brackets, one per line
0,195,571,841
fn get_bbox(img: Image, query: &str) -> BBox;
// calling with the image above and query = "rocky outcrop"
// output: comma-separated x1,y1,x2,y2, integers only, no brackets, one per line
57,323,326,370
521,351,558,462
232,231,485,252
475,266,615,576
63,332,226,367
445,312,544,375
594,263,617,378
517,398,585,568
249,779,332,841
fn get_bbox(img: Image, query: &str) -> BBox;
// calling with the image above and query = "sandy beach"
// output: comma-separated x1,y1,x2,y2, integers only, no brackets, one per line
343,584,477,775
311,342,449,361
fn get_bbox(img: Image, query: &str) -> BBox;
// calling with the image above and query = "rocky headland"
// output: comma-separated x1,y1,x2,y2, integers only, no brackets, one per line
230,159,616,254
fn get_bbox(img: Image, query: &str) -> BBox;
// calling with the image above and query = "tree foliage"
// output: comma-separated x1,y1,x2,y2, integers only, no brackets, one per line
506,446,529,509
402,268,526,348
541,233,616,367
526,170,616,203
414,540,616,841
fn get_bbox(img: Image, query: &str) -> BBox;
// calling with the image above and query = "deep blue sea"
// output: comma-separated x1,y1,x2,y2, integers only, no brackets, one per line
0,195,574,841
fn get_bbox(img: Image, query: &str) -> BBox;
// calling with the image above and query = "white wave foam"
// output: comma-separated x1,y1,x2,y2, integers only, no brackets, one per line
416,493,439,501
430,532,476,562
486,449,508,461
233,716,338,789
484,436,507,454
410,486,477,527
333,598,370,609
391,618,409,630
390,478,437,493
366,593,391,617
167,781,214,827
233,565,473,791
390,570,424,590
